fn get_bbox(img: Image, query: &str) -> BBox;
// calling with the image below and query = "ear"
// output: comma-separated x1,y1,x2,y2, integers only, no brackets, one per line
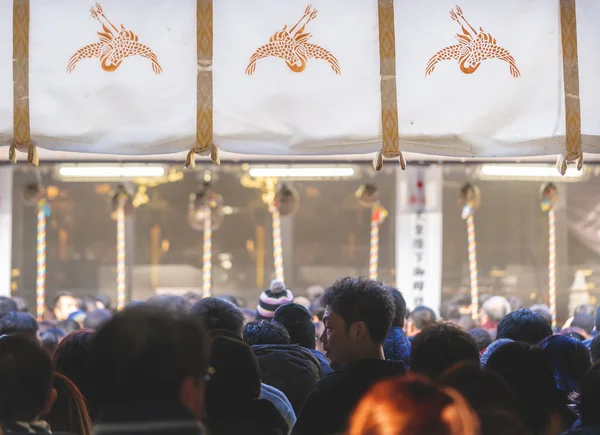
41,388,58,416
179,376,205,420
350,321,368,343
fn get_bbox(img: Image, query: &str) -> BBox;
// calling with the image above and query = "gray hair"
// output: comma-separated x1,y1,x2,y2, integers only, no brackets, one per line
481,296,511,322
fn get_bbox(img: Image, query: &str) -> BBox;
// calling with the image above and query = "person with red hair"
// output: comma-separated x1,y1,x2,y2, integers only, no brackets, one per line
348,375,480,435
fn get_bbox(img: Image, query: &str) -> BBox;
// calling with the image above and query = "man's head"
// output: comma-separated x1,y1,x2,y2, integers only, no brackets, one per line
479,296,510,326
529,304,552,327
406,306,436,337
91,306,210,420
496,309,552,344
242,320,290,346
0,335,57,423
53,292,79,321
0,312,39,341
468,328,492,352
147,294,191,317
11,296,29,313
571,313,595,335
189,297,245,336
386,286,407,329
273,303,316,349
410,322,480,378
83,309,112,330
0,296,18,318
319,276,395,369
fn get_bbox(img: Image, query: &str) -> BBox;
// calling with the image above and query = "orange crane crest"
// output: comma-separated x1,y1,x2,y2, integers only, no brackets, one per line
246,5,341,76
67,3,163,74
426,5,520,78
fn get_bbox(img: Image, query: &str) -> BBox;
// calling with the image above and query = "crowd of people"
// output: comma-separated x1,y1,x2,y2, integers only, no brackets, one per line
1,277,600,434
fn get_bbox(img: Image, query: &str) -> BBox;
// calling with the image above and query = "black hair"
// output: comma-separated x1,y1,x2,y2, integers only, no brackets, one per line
0,296,18,318
56,319,81,335
580,362,600,427
539,335,590,394
53,330,96,417
386,286,407,328
468,328,492,352
39,328,65,355
146,294,191,316
94,294,112,311
410,322,480,378
273,303,316,349
409,306,437,331
591,334,600,363
91,306,210,409
189,297,245,336
0,335,54,423
243,320,290,346
52,292,76,309
496,309,552,345
0,311,38,337
321,276,395,344
83,309,112,330
485,342,569,434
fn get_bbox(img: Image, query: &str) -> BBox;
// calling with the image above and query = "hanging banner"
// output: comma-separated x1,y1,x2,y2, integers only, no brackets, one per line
396,165,443,312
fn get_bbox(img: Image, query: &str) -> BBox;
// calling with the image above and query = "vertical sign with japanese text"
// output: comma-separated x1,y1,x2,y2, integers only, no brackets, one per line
395,165,443,313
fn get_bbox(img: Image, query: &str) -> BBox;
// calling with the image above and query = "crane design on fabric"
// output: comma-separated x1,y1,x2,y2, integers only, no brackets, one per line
245,5,341,75
67,3,163,74
426,6,520,78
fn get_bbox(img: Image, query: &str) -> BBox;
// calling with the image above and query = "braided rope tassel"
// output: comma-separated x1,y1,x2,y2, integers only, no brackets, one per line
270,205,284,283
116,204,126,310
202,206,212,298
36,202,46,321
549,207,557,329
369,207,380,280
466,213,479,320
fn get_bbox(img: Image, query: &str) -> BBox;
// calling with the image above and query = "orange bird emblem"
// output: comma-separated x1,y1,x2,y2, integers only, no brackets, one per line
426,6,520,78
67,3,163,74
246,5,341,75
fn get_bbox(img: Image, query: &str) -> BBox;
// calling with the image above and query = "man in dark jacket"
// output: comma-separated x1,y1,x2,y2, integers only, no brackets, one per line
274,303,332,376
382,286,411,366
91,306,209,435
244,320,322,414
292,277,406,435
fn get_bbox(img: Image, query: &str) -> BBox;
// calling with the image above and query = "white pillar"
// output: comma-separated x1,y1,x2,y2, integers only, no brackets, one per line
0,166,13,296
395,165,443,313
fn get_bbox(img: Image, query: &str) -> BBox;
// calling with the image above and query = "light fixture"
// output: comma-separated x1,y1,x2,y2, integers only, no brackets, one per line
248,167,355,178
479,164,583,180
57,165,166,181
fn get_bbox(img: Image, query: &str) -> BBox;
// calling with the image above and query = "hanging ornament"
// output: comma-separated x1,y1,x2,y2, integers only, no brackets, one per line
273,183,300,217
22,183,45,206
188,182,224,231
459,183,481,320
355,183,380,208
111,185,134,221
540,182,558,329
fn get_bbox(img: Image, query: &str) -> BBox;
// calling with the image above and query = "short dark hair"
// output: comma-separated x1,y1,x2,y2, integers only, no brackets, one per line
39,328,66,355
469,328,492,352
386,286,407,328
189,297,245,336
91,306,210,409
56,319,81,335
0,296,18,318
580,362,600,427
52,330,96,417
0,335,54,422
410,322,480,378
83,309,112,330
147,294,191,316
243,320,290,346
273,303,316,349
539,335,590,393
52,292,76,309
409,306,437,331
496,309,552,344
0,311,38,337
321,276,394,343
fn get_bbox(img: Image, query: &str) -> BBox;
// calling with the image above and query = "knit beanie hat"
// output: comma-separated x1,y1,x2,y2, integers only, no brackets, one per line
257,280,293,319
